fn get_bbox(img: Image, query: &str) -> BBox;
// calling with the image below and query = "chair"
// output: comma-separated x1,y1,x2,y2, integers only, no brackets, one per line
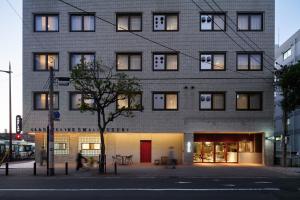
125,155,133,165
115,155,122,165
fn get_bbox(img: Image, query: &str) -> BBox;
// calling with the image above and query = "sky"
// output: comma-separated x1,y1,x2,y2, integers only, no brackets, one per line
0,0,300,132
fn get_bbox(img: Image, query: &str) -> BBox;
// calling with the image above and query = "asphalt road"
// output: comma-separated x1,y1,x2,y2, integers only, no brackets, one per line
0,176,300,200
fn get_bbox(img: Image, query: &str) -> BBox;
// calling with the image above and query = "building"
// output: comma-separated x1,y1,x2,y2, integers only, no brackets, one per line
23,0,275,165
274,29,300,165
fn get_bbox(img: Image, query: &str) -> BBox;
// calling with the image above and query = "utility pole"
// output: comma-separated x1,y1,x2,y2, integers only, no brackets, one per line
0,62,12,161
8,62,12,162
48,66,55,175
282,92,288,167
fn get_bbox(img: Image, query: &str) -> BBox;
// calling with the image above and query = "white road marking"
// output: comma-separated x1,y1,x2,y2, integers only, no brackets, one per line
254,181,272,184
176,181,192,184
223,184,235,187
0,188,280,192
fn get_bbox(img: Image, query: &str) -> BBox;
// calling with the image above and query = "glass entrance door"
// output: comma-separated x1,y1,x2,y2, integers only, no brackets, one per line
193,141,239,163
215,142,226,162
202,142,214,162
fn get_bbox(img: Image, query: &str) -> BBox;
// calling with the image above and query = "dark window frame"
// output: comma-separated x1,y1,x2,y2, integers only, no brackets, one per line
116,52,143,71
199,92,226,111
69,13,96,32
152,52,179,71
33,91,59,110
236,52,263,71
69,92,96,110
69,52,96,70
152,91,179,111
116,92,143,111
81,143,100,150
236,92,263,111
33,52,59,71
69,92,82,110
34,14,59,32
54,143,67,150
152,12,179,32
116,13,143,32
237,12,264,31
200,12,226,31
199,52,226,71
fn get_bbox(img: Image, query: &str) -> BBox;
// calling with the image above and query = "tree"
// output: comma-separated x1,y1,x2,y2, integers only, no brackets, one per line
276,62,300,167
70,60,142,173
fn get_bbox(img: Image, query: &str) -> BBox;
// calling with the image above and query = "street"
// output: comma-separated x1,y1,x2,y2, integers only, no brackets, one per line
0,176,300,200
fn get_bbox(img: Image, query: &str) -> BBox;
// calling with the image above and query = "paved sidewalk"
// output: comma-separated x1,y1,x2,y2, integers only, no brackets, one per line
1,161,300,178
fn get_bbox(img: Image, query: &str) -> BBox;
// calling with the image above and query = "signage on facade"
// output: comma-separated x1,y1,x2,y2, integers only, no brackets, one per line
30,127,129,133
16,115,22,134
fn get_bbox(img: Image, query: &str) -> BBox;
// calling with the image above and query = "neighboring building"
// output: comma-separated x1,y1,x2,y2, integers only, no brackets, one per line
274,29,300,165
23,0,274,165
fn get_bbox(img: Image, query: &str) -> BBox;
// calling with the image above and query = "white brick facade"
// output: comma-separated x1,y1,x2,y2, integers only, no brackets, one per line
23,0,275,165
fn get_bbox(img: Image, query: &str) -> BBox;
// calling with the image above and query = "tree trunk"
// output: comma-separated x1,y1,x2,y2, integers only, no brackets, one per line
281,109,288,167
97,110,106,174
99,129,106,173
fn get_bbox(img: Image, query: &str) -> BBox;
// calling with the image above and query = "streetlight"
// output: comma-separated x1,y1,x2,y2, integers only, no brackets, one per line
0,62,12,161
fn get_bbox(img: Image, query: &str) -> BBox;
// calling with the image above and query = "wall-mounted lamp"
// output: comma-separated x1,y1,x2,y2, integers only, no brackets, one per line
186,141,192,153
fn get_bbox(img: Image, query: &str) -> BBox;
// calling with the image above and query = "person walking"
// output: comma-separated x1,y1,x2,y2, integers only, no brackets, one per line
76,150,87,171
40,146,47,166
168,146,176,169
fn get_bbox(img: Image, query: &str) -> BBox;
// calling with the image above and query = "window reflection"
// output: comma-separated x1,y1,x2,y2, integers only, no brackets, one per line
166,94,177,109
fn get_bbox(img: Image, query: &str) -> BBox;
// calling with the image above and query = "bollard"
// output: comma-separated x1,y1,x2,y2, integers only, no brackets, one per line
65,162,68,175
114,162,117,175
5,162,9,176
33,162,37,176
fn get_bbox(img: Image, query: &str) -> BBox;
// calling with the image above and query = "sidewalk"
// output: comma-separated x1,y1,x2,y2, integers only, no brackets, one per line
2,161,300,178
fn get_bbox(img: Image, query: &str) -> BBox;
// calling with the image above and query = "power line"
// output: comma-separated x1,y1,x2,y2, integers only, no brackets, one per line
201,0,275,72
57,0,271,81
211,0,275,63
191,0,274,74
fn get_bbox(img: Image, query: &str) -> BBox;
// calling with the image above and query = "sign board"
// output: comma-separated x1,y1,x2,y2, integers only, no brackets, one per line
53,111,60,121
16,115,22,134
57,77,70,86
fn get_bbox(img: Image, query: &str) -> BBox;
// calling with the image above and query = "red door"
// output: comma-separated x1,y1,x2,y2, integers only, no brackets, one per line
140,140,151,163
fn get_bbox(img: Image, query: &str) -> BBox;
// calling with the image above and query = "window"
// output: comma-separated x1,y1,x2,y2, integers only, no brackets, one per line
34,53,59,71
153,53,178,71
70,14,95,32
54,143,66,150
70,92,82,110
33,92,59,110
116,13,142,31
237,53,262,70
200,52,225,70
79,137,100,155
237,13,263,31
34,14,59,32
283,49,292,60
116,53,142,71
153,92,178,110
70,53,95,69
200,13,225,31
81,143,100,150
236,92,262,110
199,92,225,110
70,92,94,110
239,141,254,152
117,93,142,110
153,13,178,31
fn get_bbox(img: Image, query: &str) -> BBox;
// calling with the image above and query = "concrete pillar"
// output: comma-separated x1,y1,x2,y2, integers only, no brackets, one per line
183,133,193,165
